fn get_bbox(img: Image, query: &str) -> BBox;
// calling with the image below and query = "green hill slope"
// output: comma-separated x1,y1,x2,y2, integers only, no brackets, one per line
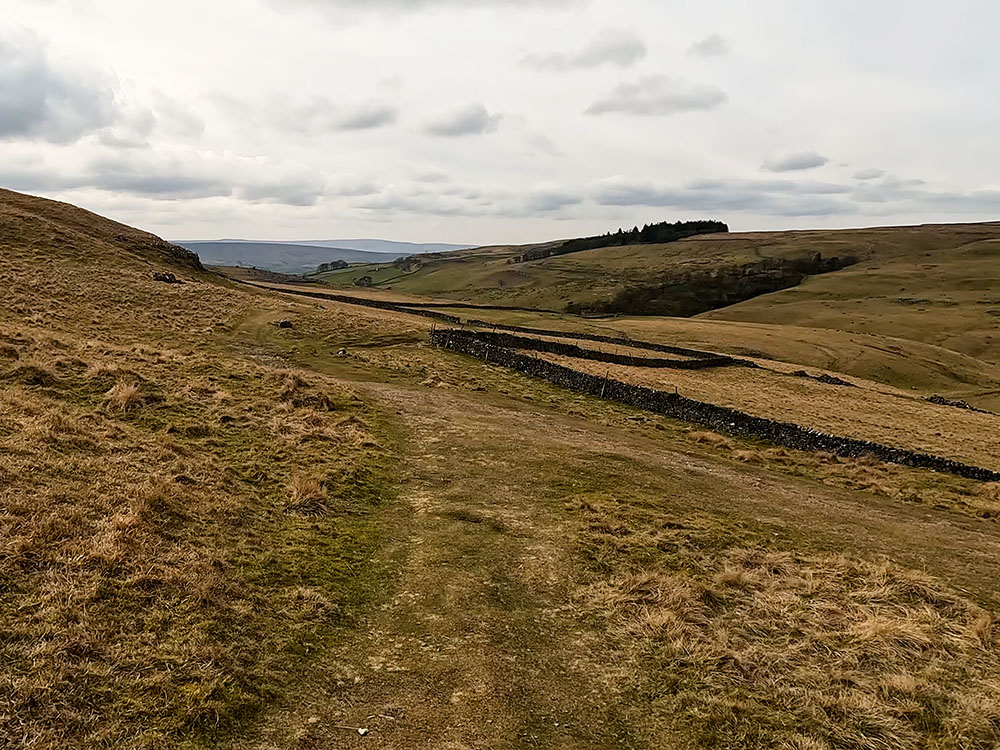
316,222,1000,317
705,235,1000,364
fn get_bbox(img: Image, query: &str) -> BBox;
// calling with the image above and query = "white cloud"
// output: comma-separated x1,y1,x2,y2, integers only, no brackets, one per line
523,29,646,70
424,104,502,136
586,76,727,116
687,34,729,58
5,0,1000,241
762,152,830,172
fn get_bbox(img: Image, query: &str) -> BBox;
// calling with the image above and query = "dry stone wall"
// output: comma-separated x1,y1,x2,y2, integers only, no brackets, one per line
430,329,1000,483
441,329,743,370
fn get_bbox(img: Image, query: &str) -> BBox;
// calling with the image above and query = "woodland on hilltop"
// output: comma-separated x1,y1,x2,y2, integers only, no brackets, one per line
515,219,730,262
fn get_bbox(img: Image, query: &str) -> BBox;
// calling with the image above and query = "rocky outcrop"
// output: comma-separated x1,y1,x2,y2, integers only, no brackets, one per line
115,233,204,272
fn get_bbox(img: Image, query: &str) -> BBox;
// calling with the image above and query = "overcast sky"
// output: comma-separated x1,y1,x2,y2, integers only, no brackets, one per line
3,0,999,243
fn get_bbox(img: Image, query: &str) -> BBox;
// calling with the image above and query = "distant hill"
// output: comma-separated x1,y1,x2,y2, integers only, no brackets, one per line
173,239,477,274
174,241,407,274
292,239,476,254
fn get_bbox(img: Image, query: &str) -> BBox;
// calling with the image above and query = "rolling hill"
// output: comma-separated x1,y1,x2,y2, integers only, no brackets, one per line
174,240,403,274
316,224,1000,314
315,221,1000,358
7,186,1000,748
174,238,477,274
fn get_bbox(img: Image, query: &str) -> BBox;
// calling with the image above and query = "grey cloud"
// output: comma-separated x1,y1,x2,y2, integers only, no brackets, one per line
850,176,999,214
279,0,575,12
239,179,324,206
523,30,646,70
688,178,851,195
326,174,380,196
149,92,205,137
527,189,583,212
585,76,726,116
424,103,501,136
0,31,118,143
853,168,886,180
85,156,235,199
591,176,853,217
357,182,582,218
414,170,450,183
272,98,398,133
687,34,729,58
762,152,829,172
335,102,398,130
851,175,928,203
591,173,1000,218
0,148,332,205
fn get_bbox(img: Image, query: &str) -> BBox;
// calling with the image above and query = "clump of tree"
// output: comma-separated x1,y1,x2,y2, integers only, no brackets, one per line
516,220,729,263
566,252,856,317
314,260,349,274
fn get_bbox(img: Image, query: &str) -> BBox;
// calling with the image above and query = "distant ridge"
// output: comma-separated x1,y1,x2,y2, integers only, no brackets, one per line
173,238,478,274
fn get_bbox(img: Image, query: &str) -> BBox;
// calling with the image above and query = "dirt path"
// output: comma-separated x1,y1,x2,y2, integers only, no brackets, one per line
235,370,1000,748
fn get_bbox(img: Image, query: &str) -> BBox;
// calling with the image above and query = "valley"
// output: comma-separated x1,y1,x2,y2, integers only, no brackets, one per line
4,188,1000,749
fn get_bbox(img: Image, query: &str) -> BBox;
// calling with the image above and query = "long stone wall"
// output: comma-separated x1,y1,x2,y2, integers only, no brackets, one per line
240,279,746,362
241,282,466,324
461,319,733,360
441,329,743,370
430,329,1000,483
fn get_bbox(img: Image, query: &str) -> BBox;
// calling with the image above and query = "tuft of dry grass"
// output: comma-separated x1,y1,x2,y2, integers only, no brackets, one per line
286,474,329,516
103,379,143,412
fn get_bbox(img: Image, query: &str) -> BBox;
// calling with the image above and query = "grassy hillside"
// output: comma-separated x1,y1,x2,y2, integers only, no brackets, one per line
8,188,1000,748
314,222,1000,315
0,190,396,746
705,235,1000,364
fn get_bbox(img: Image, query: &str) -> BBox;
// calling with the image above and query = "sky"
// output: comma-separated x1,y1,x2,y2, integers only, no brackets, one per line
2,0,999,244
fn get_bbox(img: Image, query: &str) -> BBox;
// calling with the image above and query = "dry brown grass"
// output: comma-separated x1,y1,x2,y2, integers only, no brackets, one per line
286,474,329,516
102,379,143,412
583,544,1000,748
0,329,391,747
0,192,395,747
533,350,1000,471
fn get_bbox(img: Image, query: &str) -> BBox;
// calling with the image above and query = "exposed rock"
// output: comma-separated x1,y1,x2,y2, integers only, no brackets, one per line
927,394,993,414
152,272,182,284
275,319,294,329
